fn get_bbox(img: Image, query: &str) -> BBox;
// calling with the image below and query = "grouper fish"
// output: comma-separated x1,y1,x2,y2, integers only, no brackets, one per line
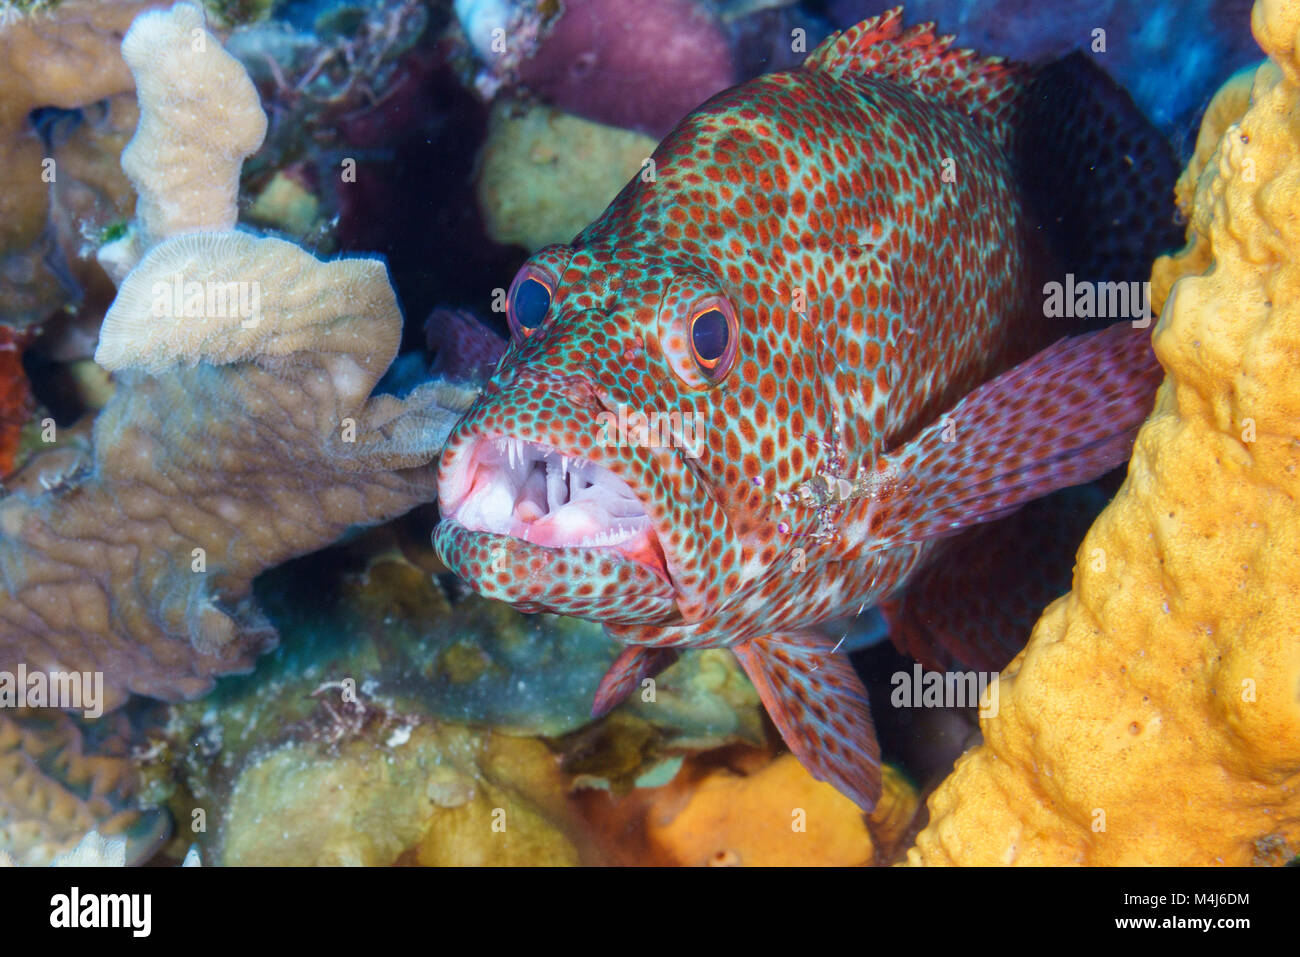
433,8,1183,809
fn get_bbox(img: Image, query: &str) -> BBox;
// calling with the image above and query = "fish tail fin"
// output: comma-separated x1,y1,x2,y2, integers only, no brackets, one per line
867,321,1161,550
880,485,1111,673
591,645,679,718
803,7,1027,143
1011,51,1186,291
731,632,882,812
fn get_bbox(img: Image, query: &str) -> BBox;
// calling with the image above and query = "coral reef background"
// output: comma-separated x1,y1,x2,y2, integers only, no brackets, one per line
0,0,1290,867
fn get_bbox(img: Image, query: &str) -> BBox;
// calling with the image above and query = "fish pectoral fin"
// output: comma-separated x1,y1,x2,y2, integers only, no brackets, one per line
731,632,882,812
868,321,1162,550
591,645,680,718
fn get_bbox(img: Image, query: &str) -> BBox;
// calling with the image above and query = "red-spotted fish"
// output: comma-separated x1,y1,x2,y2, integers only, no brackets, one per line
433,8,1181,809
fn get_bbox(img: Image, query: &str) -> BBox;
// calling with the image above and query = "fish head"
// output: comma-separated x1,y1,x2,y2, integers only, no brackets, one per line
435,239,775,628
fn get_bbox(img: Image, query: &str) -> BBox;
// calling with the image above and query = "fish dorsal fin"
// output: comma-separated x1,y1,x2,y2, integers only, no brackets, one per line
803,7,1026,144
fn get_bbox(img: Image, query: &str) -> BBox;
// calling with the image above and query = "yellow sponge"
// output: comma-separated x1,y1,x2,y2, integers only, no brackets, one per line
909,0,1300,867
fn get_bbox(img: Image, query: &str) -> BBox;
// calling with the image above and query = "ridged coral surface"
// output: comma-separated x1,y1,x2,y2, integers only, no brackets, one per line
909,0,1300,866
0,258,459,710
0,710,166,867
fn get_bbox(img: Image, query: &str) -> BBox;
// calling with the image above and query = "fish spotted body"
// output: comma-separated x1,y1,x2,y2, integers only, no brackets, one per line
435,9,1176,808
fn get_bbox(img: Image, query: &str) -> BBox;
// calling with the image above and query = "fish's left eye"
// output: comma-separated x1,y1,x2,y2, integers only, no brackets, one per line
658,286,739,389
507,267,554,339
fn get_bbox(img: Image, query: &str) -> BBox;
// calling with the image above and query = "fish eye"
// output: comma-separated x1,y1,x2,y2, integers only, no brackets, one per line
691,308,729,368
688,298,738,380
507,268,553,339
656,283,739,389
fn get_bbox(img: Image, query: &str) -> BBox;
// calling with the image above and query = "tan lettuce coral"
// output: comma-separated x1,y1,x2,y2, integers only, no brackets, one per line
0,1,464,712
908,0,1300,867
0,0,164,327
95,231,400,375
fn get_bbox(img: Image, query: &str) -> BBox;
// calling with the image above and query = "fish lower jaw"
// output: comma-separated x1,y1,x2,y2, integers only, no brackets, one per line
442,434,670,580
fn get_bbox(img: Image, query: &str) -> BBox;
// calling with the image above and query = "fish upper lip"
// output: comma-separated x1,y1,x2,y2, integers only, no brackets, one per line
439,433,672,583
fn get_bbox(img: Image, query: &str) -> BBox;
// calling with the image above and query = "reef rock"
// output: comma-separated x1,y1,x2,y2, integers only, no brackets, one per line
830,0,1262,134
220,725,583,866
476,101,659,252
0,709,167,867
130,530,768,864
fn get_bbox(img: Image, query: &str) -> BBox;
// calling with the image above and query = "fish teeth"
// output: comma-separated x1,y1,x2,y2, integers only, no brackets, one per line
546,456,567,512
579,523,636,549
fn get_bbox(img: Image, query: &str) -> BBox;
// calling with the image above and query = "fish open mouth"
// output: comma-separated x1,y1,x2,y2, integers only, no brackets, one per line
441,435,671,582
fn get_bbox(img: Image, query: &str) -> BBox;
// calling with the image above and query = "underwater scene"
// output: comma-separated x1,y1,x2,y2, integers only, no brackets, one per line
0,0,1295,873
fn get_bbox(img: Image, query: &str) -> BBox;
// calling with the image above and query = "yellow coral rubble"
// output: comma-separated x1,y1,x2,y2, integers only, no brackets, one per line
908,0,1300,866
220,725,586,866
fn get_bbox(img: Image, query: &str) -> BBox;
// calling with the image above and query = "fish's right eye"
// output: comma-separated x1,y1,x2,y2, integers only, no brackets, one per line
507,267,554,339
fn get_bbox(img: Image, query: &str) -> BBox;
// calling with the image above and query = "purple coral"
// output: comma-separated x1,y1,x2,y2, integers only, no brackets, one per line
518,0,737,138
